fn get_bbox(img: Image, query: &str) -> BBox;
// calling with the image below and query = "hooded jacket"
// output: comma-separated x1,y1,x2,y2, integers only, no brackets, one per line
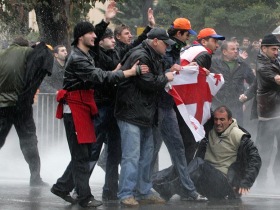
0,44,32,107
0,42,53,107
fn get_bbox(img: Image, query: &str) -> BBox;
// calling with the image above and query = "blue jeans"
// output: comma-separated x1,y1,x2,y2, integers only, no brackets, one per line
152,107,196,196
117,120,154,199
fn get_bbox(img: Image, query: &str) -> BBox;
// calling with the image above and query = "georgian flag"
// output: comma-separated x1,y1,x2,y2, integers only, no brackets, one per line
165,65,224,142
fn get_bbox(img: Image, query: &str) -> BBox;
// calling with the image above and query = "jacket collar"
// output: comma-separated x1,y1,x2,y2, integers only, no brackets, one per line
142,40,163,60
192,41,213,54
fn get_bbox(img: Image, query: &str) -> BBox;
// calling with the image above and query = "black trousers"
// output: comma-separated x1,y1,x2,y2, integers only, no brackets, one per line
255,118,280,185
0,106,41,181
90,104,121,198
53,113,93,203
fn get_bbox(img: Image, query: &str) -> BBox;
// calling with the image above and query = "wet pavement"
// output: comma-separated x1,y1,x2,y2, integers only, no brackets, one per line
1,179,280,210
1,131,280,209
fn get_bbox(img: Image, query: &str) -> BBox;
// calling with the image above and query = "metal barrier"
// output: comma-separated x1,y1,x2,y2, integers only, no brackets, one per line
33,93,65,152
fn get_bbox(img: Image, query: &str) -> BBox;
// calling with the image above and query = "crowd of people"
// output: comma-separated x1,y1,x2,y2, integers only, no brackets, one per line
2,1,280,208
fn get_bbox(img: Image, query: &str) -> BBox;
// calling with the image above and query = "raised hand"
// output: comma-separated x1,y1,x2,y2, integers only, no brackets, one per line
148,8,155,27
105,1,118,23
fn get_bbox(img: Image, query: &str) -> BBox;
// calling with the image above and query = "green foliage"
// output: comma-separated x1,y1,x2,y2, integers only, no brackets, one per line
112,0,143,34
110,0,154,35
1,0,280,45
154,0,280,40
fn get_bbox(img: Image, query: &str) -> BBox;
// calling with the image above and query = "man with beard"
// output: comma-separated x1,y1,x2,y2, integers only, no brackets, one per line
51,21,145,208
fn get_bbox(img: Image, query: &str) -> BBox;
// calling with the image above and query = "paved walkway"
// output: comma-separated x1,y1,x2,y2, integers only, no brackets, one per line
1,180,280,210
1,130,279,209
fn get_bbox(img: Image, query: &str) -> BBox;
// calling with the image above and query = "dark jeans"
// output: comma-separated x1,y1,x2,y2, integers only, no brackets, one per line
255,118,280,185
91,105,121,198
53,113,93,203
0,106,41,182
153,157,236,199
188,157,236,199
152,107,196,196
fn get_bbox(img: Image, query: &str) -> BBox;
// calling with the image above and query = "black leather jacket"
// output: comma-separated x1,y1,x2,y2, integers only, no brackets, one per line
256,52,280,118
114,40,168,127
227,130,261,189
93,47,120,105
63,46,125,91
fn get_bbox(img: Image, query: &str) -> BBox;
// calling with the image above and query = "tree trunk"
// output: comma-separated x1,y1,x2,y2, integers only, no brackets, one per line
16,3,29,35
34,0,70,48
141,0,154,26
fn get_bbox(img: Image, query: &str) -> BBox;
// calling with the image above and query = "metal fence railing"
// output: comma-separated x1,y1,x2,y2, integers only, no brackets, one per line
33,93,65,152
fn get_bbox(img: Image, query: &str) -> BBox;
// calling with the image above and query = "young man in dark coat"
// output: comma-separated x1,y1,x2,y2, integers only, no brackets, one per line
152,28,225,199
151,18,207,201
177,28,225,163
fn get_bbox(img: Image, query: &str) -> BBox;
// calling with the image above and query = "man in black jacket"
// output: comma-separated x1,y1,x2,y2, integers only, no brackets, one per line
210,41,255,126
177,28,225,163
253,34,280,187
115,28,174,206
151,18,207,202
188,105,261,199
89,28,122,201
50,21,144,208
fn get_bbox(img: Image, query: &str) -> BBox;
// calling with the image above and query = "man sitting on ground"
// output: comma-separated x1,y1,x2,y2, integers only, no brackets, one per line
188,105,261,199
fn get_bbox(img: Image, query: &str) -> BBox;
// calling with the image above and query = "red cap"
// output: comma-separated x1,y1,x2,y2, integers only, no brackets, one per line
172,18,197,35
197,28,225,40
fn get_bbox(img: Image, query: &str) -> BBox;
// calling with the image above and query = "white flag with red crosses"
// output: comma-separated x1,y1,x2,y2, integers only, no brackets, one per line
165,65,224,142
